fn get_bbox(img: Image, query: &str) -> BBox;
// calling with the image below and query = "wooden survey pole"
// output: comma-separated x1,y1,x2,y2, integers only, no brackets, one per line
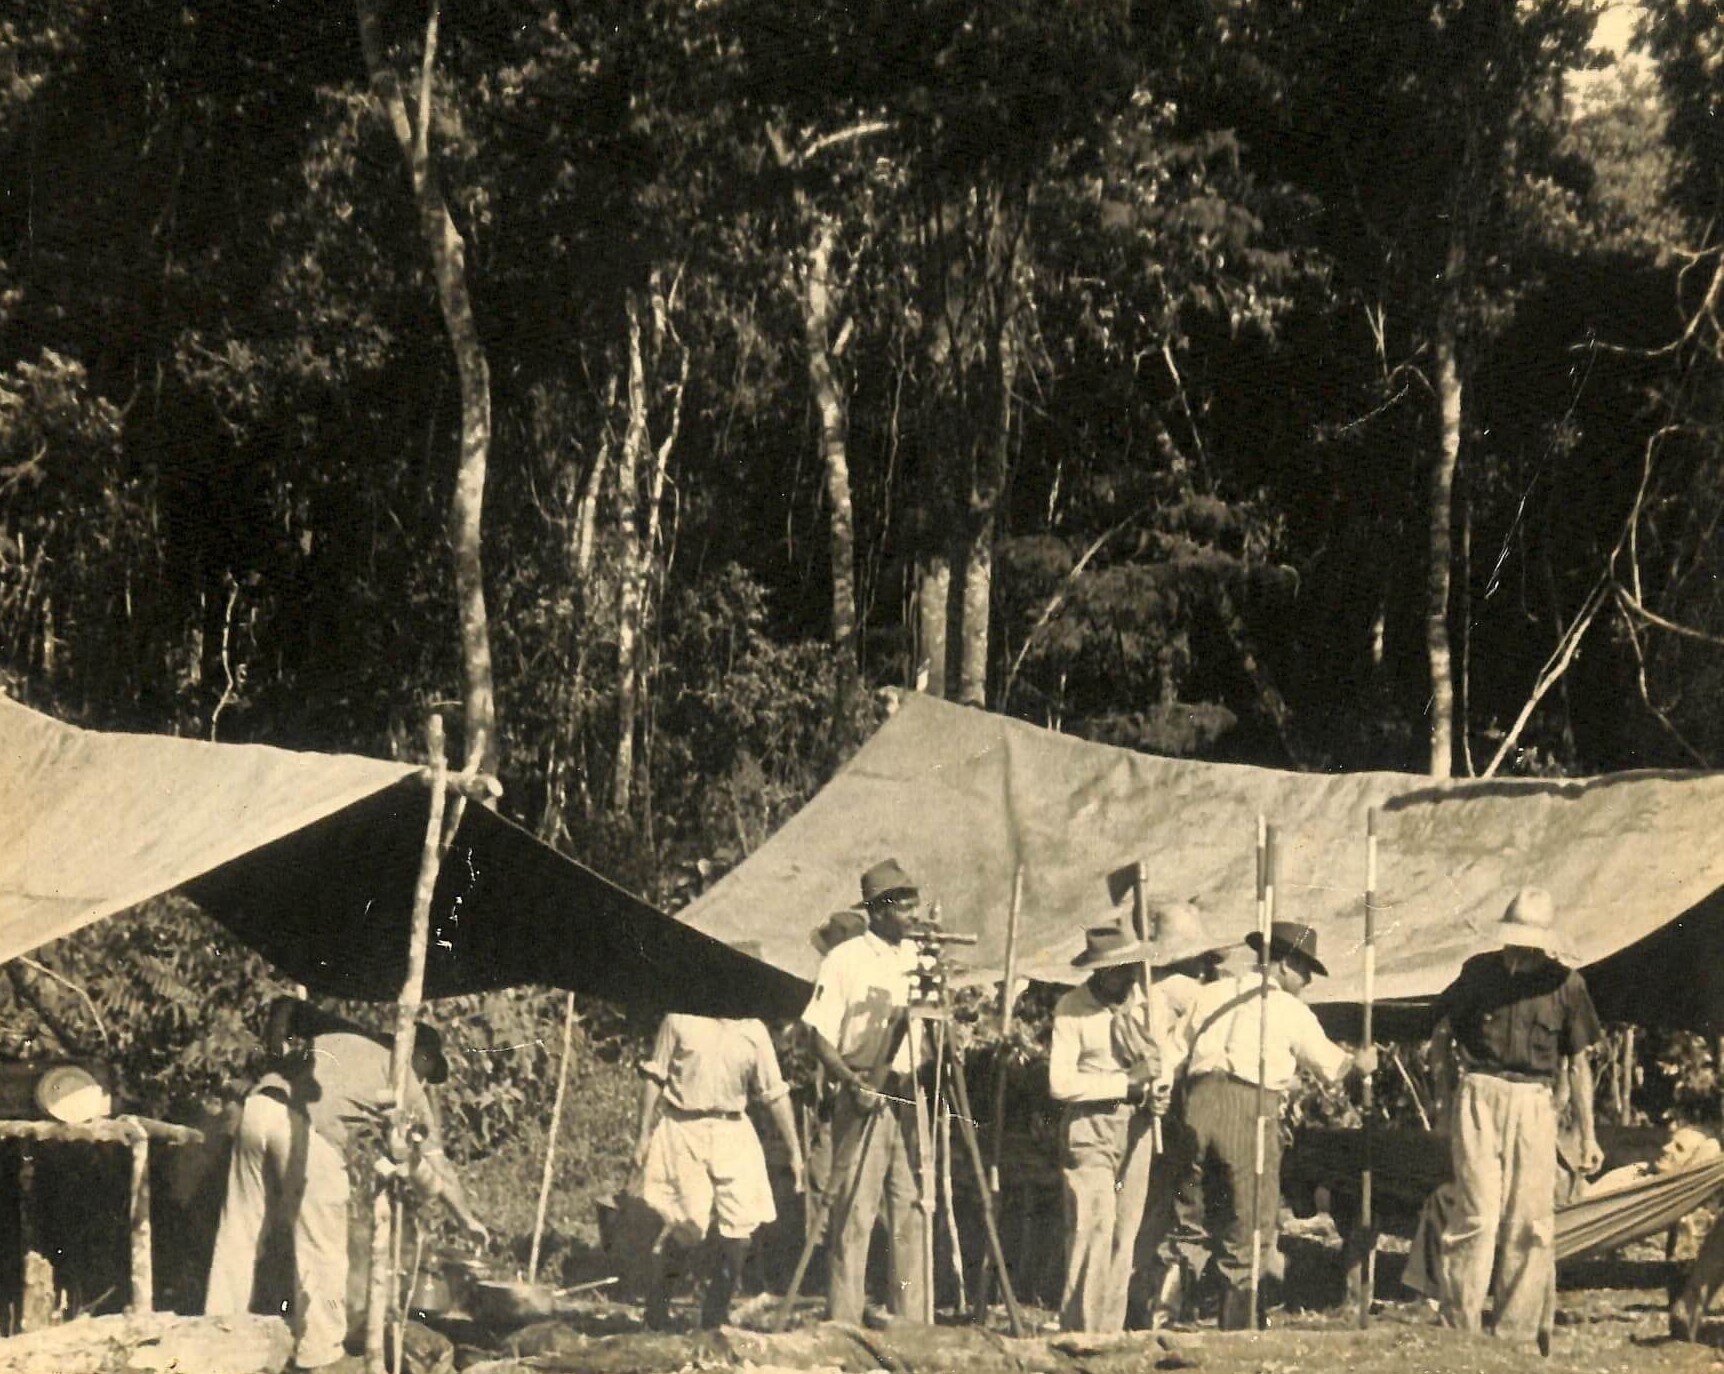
1126,860,1164,1154
1357,809,1379,1328
127,1128,152,1316
1248,818,1273,1331
366,713,449,1374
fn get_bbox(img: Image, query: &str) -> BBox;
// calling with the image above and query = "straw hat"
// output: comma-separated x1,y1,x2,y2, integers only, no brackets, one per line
1145,900,1222,967
1071,924,1154,970
1497,887,1577,964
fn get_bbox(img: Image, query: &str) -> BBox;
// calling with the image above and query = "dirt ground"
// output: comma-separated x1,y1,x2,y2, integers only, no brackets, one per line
436,1245,1724,1374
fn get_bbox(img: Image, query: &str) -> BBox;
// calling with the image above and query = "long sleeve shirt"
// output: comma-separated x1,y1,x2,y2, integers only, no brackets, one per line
1049,982,1151,1104
1150,970,1203,1090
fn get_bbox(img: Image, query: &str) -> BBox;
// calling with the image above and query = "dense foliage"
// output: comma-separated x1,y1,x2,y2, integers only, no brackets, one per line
4,0,1724,1188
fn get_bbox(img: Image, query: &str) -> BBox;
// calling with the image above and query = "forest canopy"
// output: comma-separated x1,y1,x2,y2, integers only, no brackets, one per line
3,0,1724,922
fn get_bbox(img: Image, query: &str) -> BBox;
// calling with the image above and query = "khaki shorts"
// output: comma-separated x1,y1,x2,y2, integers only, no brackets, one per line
641,1110,776,1247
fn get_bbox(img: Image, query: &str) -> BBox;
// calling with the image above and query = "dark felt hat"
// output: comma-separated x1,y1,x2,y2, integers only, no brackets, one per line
812,908,868,956
860,858,918,905
1244,920,1329,977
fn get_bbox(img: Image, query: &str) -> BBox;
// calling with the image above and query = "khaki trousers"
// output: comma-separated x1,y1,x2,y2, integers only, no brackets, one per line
1438,1073,1558,1342
206,1091,351,1369
1059,1101,1154,1333
825,1088,925,1325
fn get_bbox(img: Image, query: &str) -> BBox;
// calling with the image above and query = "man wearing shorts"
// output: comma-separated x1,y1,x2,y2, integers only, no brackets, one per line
632,989,804,1329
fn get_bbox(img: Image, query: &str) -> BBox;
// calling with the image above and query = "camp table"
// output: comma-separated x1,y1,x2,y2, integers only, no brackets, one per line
0,1115,203,1324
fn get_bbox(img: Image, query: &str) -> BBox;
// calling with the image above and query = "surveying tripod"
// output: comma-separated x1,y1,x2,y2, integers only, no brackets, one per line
773,916,1026,1337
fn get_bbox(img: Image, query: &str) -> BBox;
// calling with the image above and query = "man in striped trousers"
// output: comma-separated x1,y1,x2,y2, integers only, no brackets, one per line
1151,921,1374,1329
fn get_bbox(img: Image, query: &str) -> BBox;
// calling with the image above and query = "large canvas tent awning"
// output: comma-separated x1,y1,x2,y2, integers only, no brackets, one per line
0,697,806,1019
677,692,1724,1035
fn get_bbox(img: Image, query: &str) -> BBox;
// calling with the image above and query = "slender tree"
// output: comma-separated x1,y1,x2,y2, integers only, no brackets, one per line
354,0,497,776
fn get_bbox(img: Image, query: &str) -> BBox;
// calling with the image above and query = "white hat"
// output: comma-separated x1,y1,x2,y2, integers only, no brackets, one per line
1145,901,1225,967
1497,887,1578,965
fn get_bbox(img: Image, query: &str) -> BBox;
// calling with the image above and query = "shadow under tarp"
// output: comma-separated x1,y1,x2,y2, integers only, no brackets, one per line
0,697,804,1019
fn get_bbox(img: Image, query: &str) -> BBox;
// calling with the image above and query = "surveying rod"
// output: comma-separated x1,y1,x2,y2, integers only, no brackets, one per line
1248,817,1273,1331
1127,860,1164,1153
1358,808,1379,1329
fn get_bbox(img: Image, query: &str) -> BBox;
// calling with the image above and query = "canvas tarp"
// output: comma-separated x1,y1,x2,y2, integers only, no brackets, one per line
677,691,1724,1034
0,697,806,1019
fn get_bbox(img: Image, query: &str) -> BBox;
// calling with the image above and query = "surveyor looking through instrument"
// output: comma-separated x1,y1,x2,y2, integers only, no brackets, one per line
798,858,927,1326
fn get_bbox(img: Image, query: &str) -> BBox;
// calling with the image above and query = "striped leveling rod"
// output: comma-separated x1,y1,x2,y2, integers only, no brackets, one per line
1248,817,1274,1331
1358,808,1379,1328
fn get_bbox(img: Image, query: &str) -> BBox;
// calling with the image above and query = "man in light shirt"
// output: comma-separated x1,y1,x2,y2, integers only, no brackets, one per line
631,954,805,1331
207,1001,484,1372
800,858,925,1325
1048,922,1160,1333
1152,920,1375,1330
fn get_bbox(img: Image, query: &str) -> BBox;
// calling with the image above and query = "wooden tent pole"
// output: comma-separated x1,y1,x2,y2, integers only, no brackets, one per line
529,991,579,1283
974,862,1023,1315
367,713,448,1374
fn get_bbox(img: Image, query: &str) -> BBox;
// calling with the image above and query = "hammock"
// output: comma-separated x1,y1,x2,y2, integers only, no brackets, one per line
1558,1156,1724,1262
1289,1126,1724,1262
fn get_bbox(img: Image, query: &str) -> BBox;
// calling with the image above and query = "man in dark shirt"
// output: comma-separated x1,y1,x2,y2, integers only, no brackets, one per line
1430,888,1602,1350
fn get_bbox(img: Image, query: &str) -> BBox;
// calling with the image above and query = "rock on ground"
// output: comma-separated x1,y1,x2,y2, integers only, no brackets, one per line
0,1313,292,1374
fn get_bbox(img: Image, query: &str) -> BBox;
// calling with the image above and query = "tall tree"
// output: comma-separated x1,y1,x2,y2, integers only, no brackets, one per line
1231,0,1598,775
355,0,497,776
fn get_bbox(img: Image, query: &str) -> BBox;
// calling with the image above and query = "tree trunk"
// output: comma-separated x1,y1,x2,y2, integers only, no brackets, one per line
803,213,860,739
573,370,619,581
355,0,497,779
1427,255,1462,780
917,554,951,696
613,287,651,816
956,201,1018,709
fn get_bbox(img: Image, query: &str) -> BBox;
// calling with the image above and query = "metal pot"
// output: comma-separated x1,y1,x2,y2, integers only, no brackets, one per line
468,1279,558,1326
409,1270,453,1317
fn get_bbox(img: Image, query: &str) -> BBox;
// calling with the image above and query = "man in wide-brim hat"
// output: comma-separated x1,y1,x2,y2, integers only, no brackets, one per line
800,858,928,1325
1430,887,1602,1351
1049,921,1161,1332
1152,918,1375,1330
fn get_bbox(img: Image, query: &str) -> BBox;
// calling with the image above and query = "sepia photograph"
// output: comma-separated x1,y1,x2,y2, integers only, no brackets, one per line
3,0,1724,1370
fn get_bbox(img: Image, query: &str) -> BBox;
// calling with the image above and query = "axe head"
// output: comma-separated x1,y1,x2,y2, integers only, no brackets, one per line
1106,861,1146,907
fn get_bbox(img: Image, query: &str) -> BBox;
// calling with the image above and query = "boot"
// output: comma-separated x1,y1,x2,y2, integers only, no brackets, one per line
1670,1286,1702,1343
701,1236,752,1329
1218,1285,1254,1332
1149,1264,1185,1330
645,1243,684,1331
